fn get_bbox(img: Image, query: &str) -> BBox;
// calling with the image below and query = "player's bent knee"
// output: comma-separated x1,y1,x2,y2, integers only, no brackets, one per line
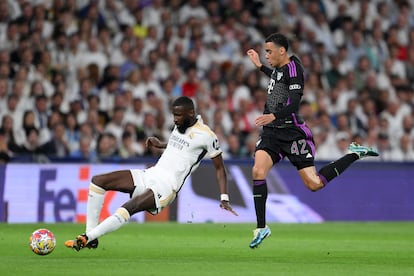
91,175,100,185
252,166,267,179
304,180,324,192
122,190,156,215
91,175,105,188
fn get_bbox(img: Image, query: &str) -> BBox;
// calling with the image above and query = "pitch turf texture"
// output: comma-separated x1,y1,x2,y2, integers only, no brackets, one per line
1,222,413,276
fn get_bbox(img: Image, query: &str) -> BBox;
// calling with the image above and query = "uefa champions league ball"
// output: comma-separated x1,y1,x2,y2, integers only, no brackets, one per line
29,228,56,255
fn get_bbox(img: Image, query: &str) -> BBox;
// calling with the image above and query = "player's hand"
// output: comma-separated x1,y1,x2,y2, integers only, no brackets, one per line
255,114,276,126
246,49,262,68
220,201,238,216
145,137,162,148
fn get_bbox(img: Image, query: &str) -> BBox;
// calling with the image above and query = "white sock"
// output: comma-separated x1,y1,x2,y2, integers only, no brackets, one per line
86,207,130,241
86,183,106,233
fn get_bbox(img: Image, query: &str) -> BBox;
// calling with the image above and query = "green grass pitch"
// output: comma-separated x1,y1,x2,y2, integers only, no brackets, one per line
1,222,414,276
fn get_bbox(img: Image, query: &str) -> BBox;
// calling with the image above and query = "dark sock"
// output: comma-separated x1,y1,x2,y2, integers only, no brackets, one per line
318,153,359,184
253,180,267,228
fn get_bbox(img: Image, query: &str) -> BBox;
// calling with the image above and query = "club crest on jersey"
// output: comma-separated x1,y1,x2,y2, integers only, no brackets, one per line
277,72,283,81
213,138,220,150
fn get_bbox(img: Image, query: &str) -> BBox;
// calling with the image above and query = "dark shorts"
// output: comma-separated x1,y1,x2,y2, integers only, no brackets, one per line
255,125,316,170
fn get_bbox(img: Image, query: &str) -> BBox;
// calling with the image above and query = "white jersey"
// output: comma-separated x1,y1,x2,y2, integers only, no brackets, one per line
152,116,222,192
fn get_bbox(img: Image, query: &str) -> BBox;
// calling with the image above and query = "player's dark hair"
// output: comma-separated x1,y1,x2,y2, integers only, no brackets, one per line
265,33,289,51
172,96,194,110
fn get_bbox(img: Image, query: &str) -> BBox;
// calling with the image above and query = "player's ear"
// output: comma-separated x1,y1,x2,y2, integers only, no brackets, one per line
189,108,195,117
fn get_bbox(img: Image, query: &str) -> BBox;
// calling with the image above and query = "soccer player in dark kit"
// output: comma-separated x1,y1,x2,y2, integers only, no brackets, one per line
246,33,379,249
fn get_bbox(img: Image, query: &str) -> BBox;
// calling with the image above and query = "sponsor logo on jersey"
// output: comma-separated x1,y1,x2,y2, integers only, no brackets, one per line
289,84,301,90
170,133,190,150
306,153,313,158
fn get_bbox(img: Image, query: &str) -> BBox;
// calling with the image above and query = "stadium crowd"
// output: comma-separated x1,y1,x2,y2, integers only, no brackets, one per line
0,0,413,163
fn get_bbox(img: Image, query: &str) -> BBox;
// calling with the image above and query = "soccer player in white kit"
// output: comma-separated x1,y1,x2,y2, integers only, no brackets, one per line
65,96,238,251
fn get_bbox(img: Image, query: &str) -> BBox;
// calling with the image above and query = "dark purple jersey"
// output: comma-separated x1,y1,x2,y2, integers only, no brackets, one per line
261,55,304,127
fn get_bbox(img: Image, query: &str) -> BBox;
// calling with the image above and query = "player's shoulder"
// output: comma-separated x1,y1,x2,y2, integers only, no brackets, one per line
286,55,304,78
192,120,216,138
290,55,304,70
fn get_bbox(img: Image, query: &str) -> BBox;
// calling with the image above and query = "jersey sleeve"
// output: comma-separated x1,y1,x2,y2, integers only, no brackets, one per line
288,56,304,96
272,57,305,119
205,131,222,159
260,65,273,77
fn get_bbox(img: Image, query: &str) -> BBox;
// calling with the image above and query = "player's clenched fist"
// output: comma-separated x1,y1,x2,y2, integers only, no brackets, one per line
246,49,262,68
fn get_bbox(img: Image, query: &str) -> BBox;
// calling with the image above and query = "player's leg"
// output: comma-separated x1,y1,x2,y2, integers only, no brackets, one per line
85,189,156,242
298,166,325,191
67,188,157,251
252,150,274,228
299,142,379,191
289,123,379,190
65,170,136,250
86,170,135,233
299,152,362,191
250,149,274,249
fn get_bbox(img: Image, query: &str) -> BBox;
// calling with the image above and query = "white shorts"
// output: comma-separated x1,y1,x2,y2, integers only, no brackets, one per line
130,167,177,215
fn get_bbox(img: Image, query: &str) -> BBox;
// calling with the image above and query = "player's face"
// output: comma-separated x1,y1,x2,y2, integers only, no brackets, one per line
173,106,193,133
264,42,285,68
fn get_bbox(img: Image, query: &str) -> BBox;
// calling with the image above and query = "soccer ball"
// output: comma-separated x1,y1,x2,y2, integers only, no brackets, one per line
29,228,56,255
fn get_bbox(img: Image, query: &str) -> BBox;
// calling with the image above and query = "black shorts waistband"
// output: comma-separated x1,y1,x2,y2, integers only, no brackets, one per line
264,123,296,129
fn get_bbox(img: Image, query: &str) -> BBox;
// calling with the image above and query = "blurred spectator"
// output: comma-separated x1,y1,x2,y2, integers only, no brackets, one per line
78,37,108,78
0,128,11,163
119,47,143,80
96,132,118,160
33,94,49,129
392,133,414,161
181,66,199,98
118,130,143,159
380,99,411,142
65,112,80,153
224,133,244,159
400,115,414,138
13,127,46,160
70,135,98,163
140,111,164,142
347,29,370,67
104,106,126,143
1,94,23,133
85,109,105,139
243,130,260,158
0,77,9,109
78,122,97,150
179,0,209,24
124,97,144,128
96,76,119,113
376,132,395,161
317,130,349,161
0,114,16,145
41,122,70,158
324,54,343,90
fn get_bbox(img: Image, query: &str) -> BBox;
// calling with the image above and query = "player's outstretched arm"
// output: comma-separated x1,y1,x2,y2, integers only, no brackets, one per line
145,137,167,149
212,153,238,216
247,49,273,77
246,49,262,68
